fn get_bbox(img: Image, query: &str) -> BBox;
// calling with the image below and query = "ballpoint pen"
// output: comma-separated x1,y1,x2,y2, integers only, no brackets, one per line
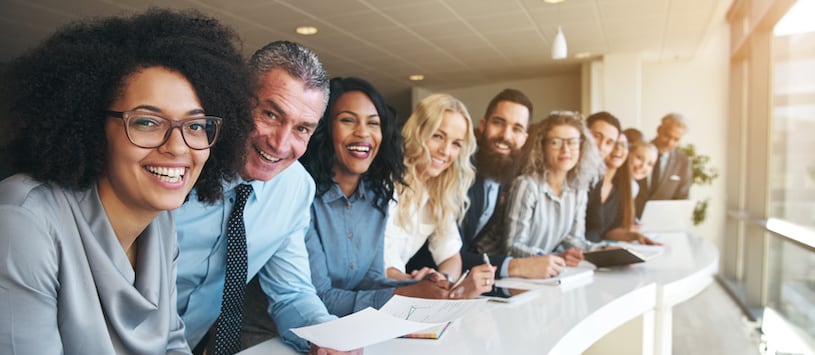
482,253,492,267
449,269,470,290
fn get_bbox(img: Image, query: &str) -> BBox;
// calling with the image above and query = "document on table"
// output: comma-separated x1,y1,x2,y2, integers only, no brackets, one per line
380,295,487,322
290,308,447,351
380,295,488,339
613,241,665,259
289,296,487,350
498,264,595,288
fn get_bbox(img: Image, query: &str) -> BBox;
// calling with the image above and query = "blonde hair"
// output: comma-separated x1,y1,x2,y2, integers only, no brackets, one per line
517,111,605,190
629,140,658,159
397,94,476,236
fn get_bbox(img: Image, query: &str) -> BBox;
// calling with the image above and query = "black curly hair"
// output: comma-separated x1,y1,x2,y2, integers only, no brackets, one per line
1,8,253,203
300,77,405,214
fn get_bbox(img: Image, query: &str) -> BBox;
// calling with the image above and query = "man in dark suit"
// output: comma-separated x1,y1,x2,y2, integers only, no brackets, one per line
635,113,693,217
407,89,566,279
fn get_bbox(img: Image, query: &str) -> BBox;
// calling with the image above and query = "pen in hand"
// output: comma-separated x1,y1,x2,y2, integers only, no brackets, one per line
449,269,470,290
482,253,492,267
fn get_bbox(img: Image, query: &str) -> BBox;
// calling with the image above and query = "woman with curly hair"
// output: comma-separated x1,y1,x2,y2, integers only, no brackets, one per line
0,9,252,354
492,112,605,268
383,93,494,299
300,77,455,316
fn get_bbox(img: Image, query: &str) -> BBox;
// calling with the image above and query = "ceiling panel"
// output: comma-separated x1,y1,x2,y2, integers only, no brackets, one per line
0,0,732,101
464,11,537,35
378,2,458,26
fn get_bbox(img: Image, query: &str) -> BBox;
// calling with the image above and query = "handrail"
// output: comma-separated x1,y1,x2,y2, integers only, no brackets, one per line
727,209,815,252
766,218,815,252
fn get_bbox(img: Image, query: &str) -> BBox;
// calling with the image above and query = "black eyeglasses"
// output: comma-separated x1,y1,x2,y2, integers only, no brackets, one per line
546,137,582,150
107,110,223,150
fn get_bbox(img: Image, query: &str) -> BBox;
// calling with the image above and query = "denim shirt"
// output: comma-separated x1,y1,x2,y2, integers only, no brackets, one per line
306,181,403,317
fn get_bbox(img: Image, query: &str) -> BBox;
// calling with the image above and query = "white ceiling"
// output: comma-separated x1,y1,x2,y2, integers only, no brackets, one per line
0,0,732,101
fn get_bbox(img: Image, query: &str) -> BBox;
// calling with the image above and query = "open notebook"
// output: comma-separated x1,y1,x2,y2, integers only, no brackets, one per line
495,264,595,292
379,295,487,340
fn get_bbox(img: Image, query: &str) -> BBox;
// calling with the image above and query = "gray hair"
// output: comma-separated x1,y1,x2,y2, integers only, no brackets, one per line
660,112,687,130
249,40,330,112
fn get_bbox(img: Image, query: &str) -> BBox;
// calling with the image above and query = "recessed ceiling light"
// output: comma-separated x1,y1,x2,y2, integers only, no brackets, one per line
409,74,424,81
543,0,565,3
574,52,592,59
295,26,318,35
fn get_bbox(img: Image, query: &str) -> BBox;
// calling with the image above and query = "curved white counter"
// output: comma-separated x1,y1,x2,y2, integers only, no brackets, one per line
239,233,718,355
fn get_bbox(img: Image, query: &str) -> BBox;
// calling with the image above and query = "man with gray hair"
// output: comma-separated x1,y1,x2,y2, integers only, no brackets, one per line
634,113,692,217
175,41,358,354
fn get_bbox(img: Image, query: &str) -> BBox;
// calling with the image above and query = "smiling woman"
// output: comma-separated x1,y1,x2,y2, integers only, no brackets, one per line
382,93,495,299
477,112,605,263
0,9,252,354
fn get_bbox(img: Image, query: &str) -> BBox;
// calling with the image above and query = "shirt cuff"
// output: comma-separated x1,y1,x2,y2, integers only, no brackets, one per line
499,257,512,278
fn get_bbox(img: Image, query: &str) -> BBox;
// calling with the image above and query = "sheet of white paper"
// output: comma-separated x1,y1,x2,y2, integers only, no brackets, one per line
616,242,665,259
289,307,447,351
498,264,595,287
379,295,488,323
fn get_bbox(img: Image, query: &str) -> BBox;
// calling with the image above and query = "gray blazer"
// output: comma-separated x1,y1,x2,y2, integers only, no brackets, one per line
635,149,692,217
0,174,190,354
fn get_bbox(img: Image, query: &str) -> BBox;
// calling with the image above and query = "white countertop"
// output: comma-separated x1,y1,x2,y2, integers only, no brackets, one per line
238,233,719,355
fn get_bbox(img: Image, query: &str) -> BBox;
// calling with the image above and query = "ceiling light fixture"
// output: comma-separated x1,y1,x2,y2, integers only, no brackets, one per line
551,1,568,60
408,74,424,81
295,26,318,35
552,26,567,60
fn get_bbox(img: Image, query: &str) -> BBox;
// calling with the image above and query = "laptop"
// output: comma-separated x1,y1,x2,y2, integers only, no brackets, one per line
638,199,696,233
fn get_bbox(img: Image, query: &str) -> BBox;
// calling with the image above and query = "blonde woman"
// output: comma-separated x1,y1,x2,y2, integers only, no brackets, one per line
501,112,605,267
384,94,494,298
628,140,659,198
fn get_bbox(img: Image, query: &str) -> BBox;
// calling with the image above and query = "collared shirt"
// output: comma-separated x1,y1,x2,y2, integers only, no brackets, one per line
475,178,501,237
504,173,596,257
306,180,402,317
384,191,463,272
175,162,335,352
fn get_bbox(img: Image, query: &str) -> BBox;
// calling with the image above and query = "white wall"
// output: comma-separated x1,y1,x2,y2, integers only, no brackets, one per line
414,71,581,125
639,19,730,251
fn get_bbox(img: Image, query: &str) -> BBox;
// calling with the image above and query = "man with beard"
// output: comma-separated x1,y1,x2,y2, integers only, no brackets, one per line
407,89,565,279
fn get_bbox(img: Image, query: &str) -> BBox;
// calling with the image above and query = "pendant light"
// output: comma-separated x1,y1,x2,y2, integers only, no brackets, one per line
552,25,567,59
547,0,568,60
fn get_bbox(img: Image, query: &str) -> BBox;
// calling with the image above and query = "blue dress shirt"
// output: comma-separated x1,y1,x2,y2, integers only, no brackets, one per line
175,162,335,352
305,181,403,317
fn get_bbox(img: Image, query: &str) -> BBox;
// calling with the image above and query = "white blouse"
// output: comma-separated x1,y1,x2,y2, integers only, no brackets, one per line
383,192,462,273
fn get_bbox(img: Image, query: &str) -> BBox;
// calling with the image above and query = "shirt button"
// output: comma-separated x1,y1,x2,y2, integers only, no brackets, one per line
347,232,353,238
350,262,356,269
346,204,351,209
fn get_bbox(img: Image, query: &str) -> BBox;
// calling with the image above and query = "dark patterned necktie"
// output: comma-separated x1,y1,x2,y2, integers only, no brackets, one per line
651,153,663,192
213,183,253,355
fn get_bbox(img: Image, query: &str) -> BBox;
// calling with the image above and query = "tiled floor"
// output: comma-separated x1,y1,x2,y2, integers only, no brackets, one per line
673,280,762,355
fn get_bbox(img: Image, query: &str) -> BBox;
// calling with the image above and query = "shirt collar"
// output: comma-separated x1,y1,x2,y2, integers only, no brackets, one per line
320,178,369,204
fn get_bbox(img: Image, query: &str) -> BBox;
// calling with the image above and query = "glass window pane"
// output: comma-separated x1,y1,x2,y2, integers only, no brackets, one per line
770,1,815,229
767,1,815,348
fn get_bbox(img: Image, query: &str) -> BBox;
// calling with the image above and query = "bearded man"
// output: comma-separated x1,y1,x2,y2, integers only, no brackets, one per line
408,89,566,279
